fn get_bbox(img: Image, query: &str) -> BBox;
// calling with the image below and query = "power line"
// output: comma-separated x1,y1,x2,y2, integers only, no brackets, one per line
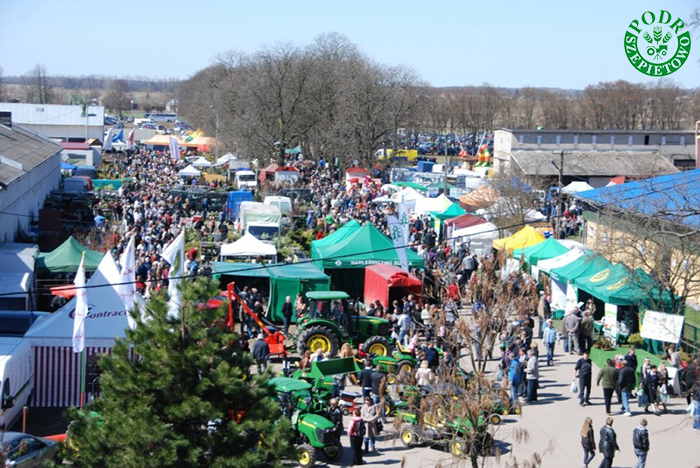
0,219,536,298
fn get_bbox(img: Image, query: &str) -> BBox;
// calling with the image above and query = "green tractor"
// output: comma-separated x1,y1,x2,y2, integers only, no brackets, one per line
296,291,393,357
270,377,342,468
397,401,493,458
292,357,362,400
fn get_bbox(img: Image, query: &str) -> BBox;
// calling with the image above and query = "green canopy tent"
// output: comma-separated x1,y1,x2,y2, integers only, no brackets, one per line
310,219,361,259
311,222,424,296
212,262,330,323
431,203,466,221
36,236,104,273
549,251,612,284
513,237,569,266
393,181,428,191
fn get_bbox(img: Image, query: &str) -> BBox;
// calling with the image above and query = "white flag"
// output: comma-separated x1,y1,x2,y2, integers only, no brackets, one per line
72,254,88,353
161,231,185,318
103,128,114,151
169,137,180,160
388,215,409,271
119,237,137,329
397,202,410,248
127,129,135,151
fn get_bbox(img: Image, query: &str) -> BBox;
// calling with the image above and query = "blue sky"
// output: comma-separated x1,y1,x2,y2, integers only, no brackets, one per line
0,0,697,89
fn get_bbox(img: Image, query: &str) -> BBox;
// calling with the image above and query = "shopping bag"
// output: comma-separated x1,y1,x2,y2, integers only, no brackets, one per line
495,369,504,382
637,389,648,408
570,380,578,394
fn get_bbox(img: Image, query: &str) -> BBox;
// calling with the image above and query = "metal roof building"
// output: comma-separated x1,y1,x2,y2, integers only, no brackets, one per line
0,103,104,143
0,112,62,243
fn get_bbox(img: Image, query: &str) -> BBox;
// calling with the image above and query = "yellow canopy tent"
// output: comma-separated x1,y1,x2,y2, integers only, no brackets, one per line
145,134,181,146
492,225,545,253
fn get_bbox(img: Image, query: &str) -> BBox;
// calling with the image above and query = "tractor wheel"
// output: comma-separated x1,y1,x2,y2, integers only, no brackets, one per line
363,336,391,356
449,438,466,458
297,326,339,357
386,373,397,385
384,401,394,417
323,441,343,461
396,360,414,376
400,426,418,447
489,413,502,426
297,443,316,468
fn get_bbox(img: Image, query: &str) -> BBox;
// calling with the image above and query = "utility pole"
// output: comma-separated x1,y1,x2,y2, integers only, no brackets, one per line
443,135,448,193
550,150,566,238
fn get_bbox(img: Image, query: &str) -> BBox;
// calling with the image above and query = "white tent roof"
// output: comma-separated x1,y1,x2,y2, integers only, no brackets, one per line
214,153,233,166
220,233,277,258
25,252,129,348
178,164,201,177
191,156,212,168
452,222,499,239
561,181,594,194
537,248,585,274
413,193,452,216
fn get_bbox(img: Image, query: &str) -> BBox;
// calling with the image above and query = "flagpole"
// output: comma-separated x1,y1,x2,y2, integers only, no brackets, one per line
80,348,85,408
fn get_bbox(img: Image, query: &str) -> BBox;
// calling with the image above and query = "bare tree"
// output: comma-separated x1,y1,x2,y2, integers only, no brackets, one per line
22,64,54,103
102,79,132,117
0,66,5,102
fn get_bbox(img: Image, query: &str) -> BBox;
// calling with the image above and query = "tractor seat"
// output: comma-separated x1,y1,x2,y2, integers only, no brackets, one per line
340,400,354,408
396,340,413,355
340,390,360,399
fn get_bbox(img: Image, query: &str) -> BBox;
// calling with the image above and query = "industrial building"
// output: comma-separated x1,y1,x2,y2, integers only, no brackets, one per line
0,102,105,143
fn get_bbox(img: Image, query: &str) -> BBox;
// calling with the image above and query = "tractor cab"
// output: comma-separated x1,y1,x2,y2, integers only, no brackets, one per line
297,291,393,357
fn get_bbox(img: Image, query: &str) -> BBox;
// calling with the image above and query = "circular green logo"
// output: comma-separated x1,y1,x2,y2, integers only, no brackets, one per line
625,10,691,76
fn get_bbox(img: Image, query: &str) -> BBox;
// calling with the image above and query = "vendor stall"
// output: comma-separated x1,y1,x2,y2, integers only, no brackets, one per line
363,264,422,313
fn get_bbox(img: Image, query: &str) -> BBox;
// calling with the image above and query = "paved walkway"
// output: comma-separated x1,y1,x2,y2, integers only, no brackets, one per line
329,343,699,468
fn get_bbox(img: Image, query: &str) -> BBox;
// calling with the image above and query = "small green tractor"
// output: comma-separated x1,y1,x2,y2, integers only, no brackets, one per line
296,291,393,357
270,377,342,468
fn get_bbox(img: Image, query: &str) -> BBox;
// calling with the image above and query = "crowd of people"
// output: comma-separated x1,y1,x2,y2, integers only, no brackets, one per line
72,145,700,466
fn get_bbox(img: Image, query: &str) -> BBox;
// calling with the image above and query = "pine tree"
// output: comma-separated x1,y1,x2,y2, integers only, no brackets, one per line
64,278,293,468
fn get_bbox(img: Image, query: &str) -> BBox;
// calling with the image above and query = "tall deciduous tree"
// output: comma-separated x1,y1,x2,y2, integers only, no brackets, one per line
23,64,54,104
64,278,293,468
102,79,132,117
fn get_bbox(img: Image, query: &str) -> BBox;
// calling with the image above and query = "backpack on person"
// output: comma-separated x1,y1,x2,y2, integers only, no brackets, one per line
356,419,366,438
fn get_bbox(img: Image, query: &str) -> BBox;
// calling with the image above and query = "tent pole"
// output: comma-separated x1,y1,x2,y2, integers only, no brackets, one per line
79,349,86,408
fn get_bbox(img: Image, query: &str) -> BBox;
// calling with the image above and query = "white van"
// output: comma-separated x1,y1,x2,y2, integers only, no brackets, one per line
263,196,292,215
0,338,33,430
134,118,156,127
234,170,257,190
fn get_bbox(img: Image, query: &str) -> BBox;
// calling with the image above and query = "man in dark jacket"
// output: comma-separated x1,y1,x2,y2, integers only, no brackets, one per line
618,360,636,416
574,352,593,406
328,398,344,439
281,295,293,335
632,419,649,468
597,359,619,415
359,360,374,399
579,312,595,354
598,417,620,468
251,334,270,373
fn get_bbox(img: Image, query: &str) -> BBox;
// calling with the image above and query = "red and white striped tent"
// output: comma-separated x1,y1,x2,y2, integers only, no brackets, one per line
25,252,132,407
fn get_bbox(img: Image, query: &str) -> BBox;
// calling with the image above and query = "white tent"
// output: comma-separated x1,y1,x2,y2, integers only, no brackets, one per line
25,252,136,407
413,193,452,216
214,153,233,166
561,181,594,194
220,233,277,259
191,156,212,168
178,164,201,177
451,222,499,256
394,187,425,210
537,248,586,314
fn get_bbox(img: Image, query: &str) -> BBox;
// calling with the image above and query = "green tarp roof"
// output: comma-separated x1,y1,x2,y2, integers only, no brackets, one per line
311,222,425,270
212,262,330,323
36,236,104,273
432,203,466,221
311,220,361,258
575,264,677,308
548,251,612,284
393,181,428,191
513,237,569,266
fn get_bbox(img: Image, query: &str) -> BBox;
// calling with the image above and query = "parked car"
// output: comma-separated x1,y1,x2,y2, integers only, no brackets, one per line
104,116,117,125
140,124,158,130
0,432,61,466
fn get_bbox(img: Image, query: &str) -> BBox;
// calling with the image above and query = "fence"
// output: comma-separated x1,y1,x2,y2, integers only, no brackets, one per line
682,322,699,352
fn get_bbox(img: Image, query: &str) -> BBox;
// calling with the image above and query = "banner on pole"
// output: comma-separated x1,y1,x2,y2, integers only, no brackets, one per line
641,310,684,343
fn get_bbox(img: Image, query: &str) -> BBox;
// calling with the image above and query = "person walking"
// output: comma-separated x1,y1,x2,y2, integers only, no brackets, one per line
251,334,270,374
360,396,380,452
642,365,660,414
581,417,596,468
597,359,619,415
574,351,593,406
618,359,636,416
579,311,594,354
564,308,581,354
508,352,523,406
370,365,387,423
359,360,374,399
632,419,650,468
542,319,557,366
348,409,365,465
525,349,539,403
328,398,344,441
415,360,434,387
281,295,293,335
598,417,620,468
